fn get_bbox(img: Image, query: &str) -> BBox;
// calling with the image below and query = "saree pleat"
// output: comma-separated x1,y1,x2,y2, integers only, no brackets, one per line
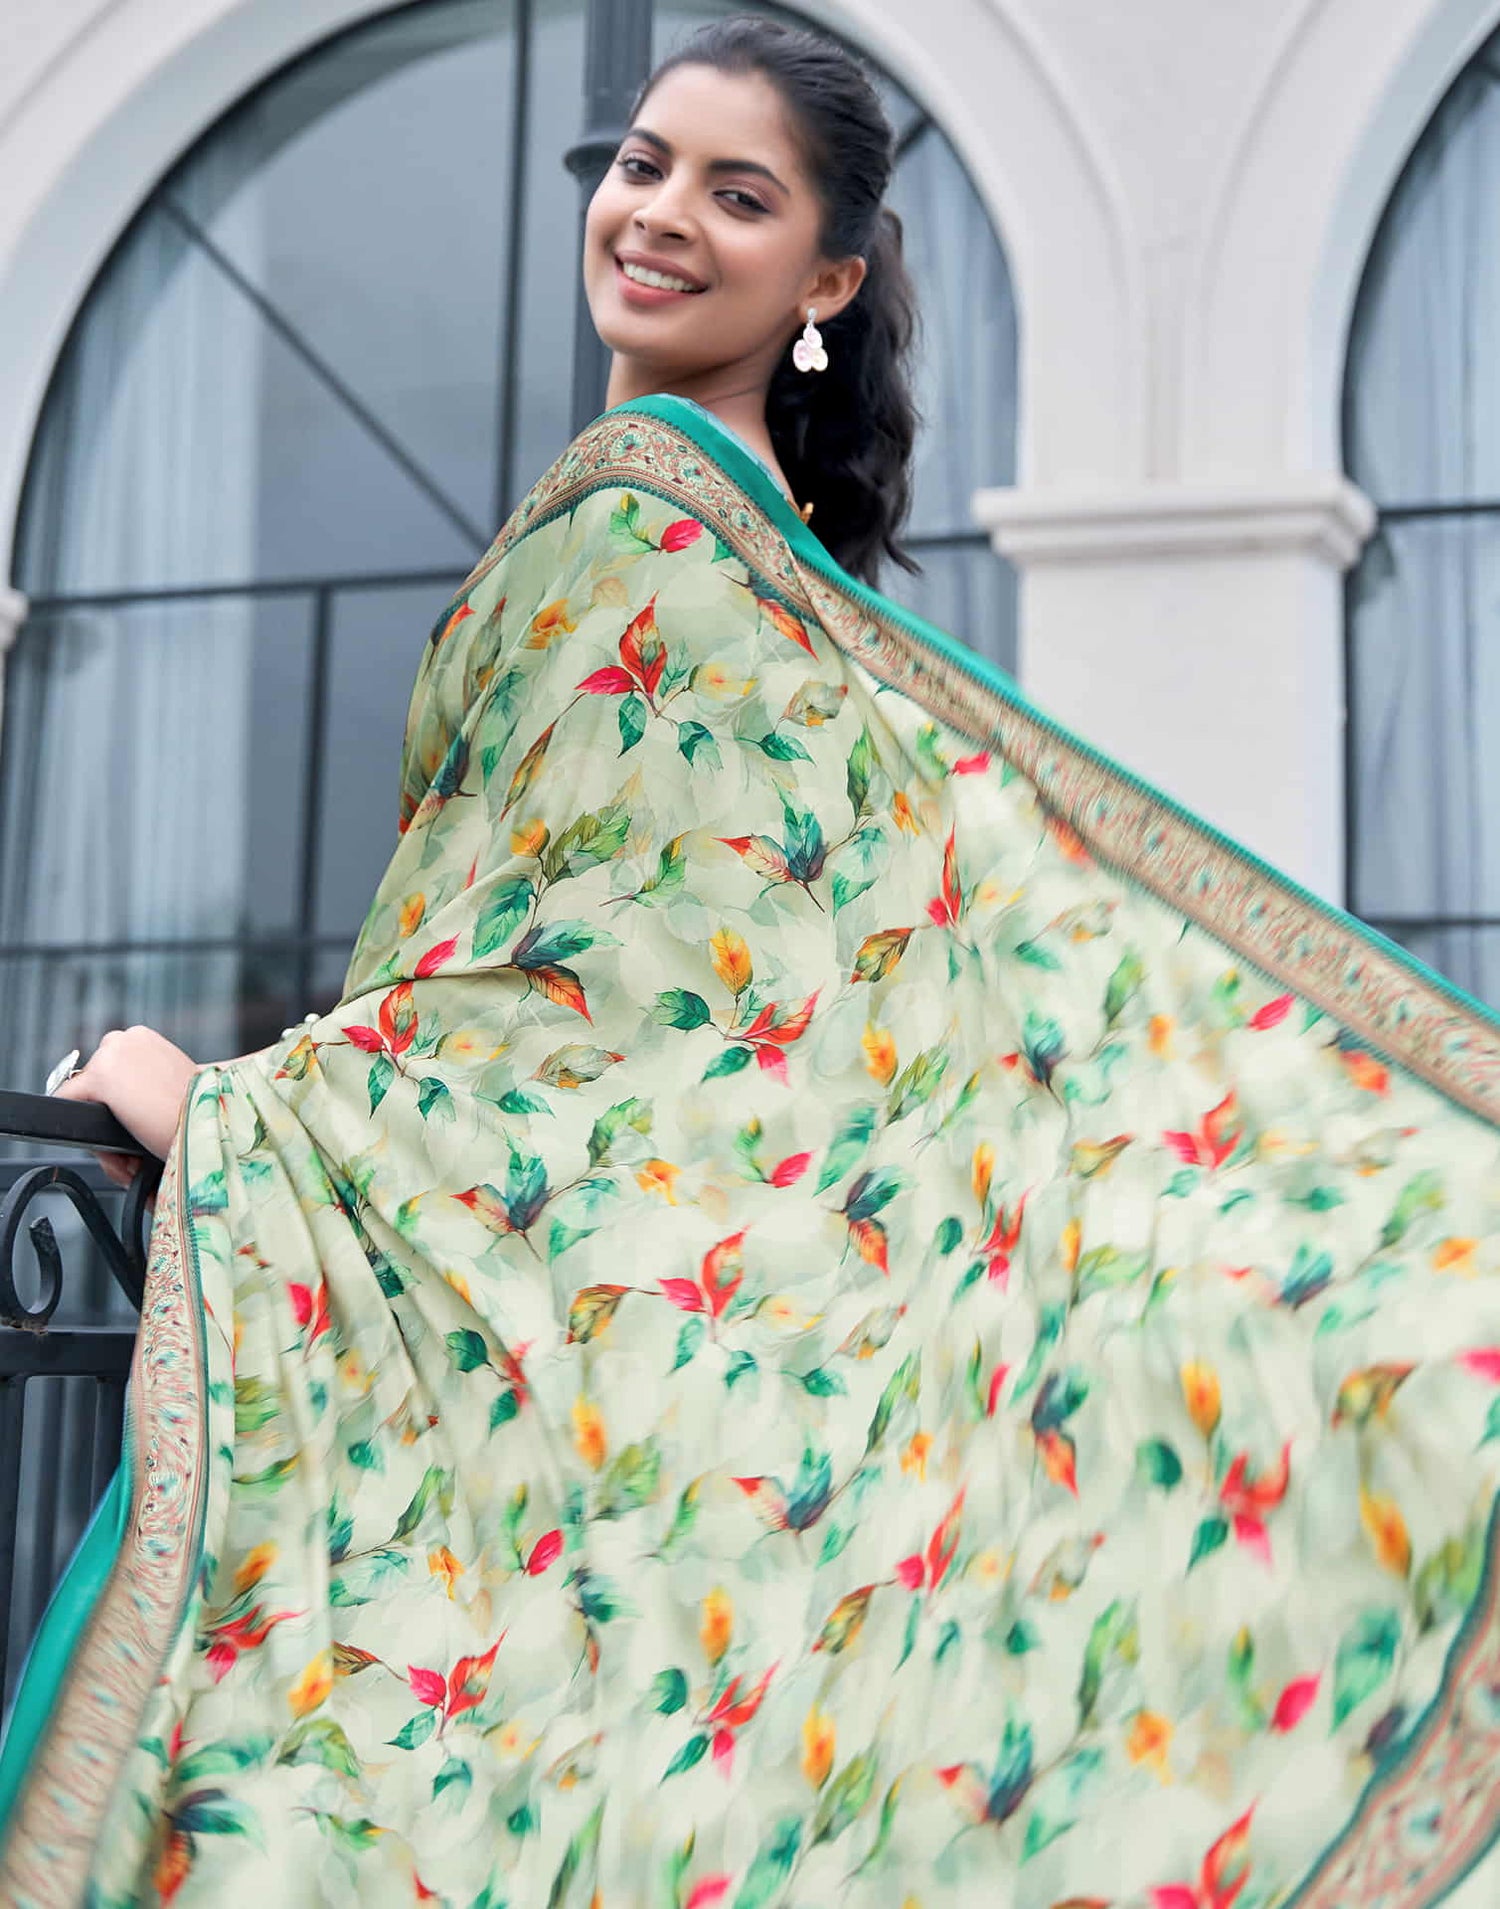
3,391,1500,1906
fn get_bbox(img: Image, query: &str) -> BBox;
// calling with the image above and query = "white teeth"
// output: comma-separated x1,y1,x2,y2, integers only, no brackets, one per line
620,260,701,293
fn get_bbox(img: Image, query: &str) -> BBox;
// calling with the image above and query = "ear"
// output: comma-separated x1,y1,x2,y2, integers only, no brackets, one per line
799,253,868,325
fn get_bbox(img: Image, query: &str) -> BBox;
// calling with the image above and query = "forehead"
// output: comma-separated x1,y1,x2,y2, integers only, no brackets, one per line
636,63,809,176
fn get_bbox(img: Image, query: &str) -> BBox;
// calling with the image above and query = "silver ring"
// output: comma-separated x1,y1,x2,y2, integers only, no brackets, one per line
44,1048,81,1096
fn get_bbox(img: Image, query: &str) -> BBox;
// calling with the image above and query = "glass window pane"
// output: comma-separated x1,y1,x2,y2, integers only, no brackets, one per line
314,580,466,941
883,541,1018,678
1346,515,1500,921
1347,49,1500,508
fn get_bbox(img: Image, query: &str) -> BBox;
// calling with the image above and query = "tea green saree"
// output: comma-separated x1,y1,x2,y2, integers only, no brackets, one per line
4,390,1500,1908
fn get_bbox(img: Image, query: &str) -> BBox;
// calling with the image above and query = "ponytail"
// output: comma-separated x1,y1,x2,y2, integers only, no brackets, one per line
636,18,923,589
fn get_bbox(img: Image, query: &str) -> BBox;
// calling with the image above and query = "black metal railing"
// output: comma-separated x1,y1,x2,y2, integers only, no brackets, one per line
0,1095,156,1711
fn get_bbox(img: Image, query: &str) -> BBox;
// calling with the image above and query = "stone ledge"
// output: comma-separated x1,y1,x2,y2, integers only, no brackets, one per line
971,475,1376,569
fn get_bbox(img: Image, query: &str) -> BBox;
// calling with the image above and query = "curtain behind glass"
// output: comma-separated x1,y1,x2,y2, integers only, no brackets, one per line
1345,43,1500,1007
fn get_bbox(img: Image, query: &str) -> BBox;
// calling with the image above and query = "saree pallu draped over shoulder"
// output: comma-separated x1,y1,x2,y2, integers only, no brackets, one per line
4,392,1500,1909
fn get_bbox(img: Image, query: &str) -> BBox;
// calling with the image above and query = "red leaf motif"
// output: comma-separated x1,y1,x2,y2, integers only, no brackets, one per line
447,1637,503,1718
754,1045,789,1086
1247,993,1294,1030
660,519,703,553
1149,1890,1199,1909
414,937,458,979
289,1283,314,1328
1271,1673,1319,1732
344,1024,385,1054
527,966,591,1021
847,1217,889,1275
710,1727,736,1773
576,665,636,696
1231,1512,1271,1568
1461,1348,1500,1383
659,1278,706,1313
895,1554,926,1591
526,1529,563,1576
379,980,419,1056
701,1231,747,1320
1162,1130,1201,1165
953,752,991,774
619,597,665,695
769,1151,812,1187
407,1664,446,1708
985,1364,1010,1417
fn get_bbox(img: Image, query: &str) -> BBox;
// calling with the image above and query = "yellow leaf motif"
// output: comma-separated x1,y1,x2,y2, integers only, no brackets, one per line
288,1649,333,1719
525,596,577,648
1125,1708,1173,1780
892,791,919,835
1360,1485,1412,1576
972,1142,994,1208
863,1023,898,1086
429,1546,464,1598
1148,1014,1174,1058
1434,1236,1477,1275
635,1159,681,1205
572,1396,607,1471
900,1431,932,1480
710,928,753,997
700,1586,733,1665
801,1705,836,1788
1181,1361,1222,1438
1060,1220,1082,1276
398,892,425,938
234,1542,277,1596
510,817,549,858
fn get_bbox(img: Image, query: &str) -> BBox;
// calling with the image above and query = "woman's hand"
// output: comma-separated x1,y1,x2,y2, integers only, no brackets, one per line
50,1026,201,1188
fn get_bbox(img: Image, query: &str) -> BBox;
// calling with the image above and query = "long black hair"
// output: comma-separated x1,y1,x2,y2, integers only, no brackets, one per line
633,15,922,588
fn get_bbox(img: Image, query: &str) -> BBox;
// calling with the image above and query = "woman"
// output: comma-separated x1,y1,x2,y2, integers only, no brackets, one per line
5,15,1500,1906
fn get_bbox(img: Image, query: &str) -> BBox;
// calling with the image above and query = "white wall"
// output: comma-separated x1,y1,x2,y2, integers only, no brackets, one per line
1,0,1498,896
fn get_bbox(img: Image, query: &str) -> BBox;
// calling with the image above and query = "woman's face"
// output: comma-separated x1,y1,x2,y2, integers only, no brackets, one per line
583,62,865,397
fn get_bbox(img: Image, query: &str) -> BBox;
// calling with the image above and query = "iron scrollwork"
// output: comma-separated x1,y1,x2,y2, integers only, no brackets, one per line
0,1091,161,1328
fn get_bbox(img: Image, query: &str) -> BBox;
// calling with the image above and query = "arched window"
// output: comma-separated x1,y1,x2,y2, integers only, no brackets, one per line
1344,28,1500,1009
1,0,1017,1101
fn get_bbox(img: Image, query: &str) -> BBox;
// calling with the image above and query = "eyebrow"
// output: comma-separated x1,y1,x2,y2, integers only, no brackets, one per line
622,124,790,197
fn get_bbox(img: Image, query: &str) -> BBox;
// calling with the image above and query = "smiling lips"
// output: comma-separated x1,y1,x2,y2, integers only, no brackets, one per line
615,251,707,298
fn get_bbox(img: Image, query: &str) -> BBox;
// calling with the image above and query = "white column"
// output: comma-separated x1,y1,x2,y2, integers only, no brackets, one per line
0,584,29,741
971,478,1375,904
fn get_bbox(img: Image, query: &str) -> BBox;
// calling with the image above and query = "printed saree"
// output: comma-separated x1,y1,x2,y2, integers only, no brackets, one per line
3,390,1500,1909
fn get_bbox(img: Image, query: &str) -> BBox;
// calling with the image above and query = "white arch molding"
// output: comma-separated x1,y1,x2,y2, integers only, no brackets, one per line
0,0,1137,599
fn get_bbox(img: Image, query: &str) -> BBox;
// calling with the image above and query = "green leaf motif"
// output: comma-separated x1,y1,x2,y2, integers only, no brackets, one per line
1333,1608,1401,1726
489,1389,520,1432
618,692,647,754
652,989,712,1032
473,874,535,960
1135,1439,1183,1489
446,1328,491,1374
1103,950,1145,1027
703,1045,754,1082
670,1315,706,1374
650,1667,688,1716
733,1817,803,1909
367,1052,396,1115
664,1732,710,1779
934,1215,964,1256
677,719,721,770
1189,1515,1230,1570
387,1708,437,1751
817,1103,878,1194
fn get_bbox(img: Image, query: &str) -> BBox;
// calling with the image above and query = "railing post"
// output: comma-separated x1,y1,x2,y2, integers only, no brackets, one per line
564,0,655,437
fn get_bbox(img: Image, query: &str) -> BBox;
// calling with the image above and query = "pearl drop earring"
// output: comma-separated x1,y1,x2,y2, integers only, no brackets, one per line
792,306,828,373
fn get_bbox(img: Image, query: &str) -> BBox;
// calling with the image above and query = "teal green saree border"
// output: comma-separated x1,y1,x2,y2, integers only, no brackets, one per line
0,1461,130,1832
0,1099,211,1906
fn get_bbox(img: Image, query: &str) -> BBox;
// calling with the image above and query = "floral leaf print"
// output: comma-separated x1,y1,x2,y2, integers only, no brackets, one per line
500,721,555,818
676,719,721,770
1378,1169,1446,1248
566,1285,630,1344
896,1489,965,1595
732,1817,804,1909
733,1447,834,1534
839,1169,903,1274
812,1585,878,1656
851,927,915,984
926,829,964,929
756,594,816,656
1148,1804,1255,1909
473,875,535,960
658,1231,747,1324
937,1714,1033,1827
1360,1486,1413,1576
532,1044,623,1090
1019,1747,1104,1864
818,1104,879,1194
1103,949,1145,1027
783,680,847,728
709,929,752,997
1077,1600,1138,1727
540,801,633,882
1163,1090,1243,1170
1219,1443,1292,1566
1332,1609,1401,1725
652,988,713,1031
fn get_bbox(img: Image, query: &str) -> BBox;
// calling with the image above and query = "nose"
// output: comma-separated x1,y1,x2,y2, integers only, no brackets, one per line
632,175,695,243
